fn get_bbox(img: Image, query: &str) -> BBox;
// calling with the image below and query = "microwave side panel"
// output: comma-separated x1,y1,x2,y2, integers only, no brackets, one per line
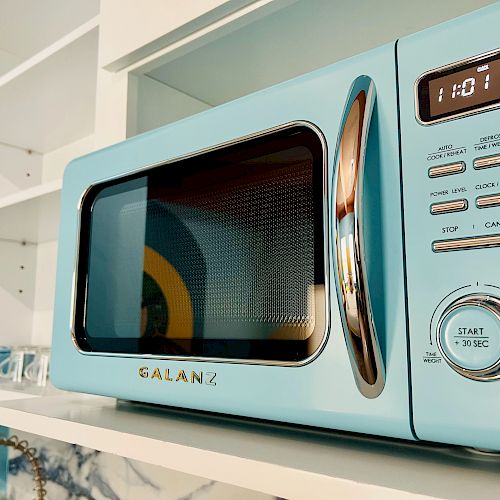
51,42,413,440
398,3,500,450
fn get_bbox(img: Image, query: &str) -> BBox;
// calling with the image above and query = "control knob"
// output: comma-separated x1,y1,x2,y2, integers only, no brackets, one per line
437,294,500,380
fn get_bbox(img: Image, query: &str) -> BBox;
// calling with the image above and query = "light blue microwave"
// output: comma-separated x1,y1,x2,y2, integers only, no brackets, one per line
52,5,500,450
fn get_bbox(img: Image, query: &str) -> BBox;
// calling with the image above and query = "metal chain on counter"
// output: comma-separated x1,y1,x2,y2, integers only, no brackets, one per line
0,435,46,499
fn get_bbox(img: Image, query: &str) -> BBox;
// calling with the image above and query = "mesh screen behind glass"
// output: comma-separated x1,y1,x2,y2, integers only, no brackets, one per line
77,125,326,361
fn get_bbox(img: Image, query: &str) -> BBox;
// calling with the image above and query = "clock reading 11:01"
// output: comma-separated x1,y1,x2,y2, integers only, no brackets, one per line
428,54,500,119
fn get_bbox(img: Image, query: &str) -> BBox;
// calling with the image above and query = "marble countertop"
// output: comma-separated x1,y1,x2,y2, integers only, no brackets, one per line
0,393,498,499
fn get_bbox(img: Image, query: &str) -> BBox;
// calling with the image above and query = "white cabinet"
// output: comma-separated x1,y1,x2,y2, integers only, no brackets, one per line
0,5,99,346
0,0,494,349
99,0,263,70
1,2,500,498
0,0,99,75
112,0,495,140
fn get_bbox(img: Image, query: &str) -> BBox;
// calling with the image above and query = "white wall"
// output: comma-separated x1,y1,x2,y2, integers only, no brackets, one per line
127,74,210,136
0,240,37,345
31,240,58,346
0,144,42,197
42,133,95,183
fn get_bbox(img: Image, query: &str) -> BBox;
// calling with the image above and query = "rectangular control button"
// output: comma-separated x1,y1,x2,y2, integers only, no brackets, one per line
433,234,500,252
428,162,465,178
474,154,500,170
476,193,500,209
430,199,468,215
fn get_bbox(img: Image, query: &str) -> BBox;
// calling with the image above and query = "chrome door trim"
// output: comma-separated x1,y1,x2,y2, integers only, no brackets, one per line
333,76,385,398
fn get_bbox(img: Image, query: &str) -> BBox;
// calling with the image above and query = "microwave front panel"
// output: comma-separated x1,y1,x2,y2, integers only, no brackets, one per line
52,43,412,439
398,3,500,449
75,124,327,363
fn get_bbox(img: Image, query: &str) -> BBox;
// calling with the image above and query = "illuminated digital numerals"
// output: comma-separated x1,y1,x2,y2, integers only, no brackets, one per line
461,77,475,96
422,52,500,123
441,72,490,101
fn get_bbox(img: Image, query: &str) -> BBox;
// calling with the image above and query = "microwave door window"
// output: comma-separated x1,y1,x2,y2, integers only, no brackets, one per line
86,181,147,339
75,125,327,363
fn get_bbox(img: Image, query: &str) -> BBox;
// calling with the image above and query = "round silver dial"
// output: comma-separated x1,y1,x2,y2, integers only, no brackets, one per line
437,294,500,380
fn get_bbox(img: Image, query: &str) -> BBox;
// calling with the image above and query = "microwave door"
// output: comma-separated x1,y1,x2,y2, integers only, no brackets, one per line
334,76,385,398
76,124,327,363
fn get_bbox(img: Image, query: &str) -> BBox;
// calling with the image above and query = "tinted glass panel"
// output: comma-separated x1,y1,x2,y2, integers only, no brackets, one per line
417,50,500,123
75,125,327,362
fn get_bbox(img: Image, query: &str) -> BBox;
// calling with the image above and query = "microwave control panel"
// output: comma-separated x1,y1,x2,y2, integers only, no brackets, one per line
398,2,500,449
405,48,500,380
414,50,500,380
423,122,500,380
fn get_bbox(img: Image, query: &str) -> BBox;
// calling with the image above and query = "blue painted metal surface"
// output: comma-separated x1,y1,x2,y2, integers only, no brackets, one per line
51,4,500,447
398,3,500,448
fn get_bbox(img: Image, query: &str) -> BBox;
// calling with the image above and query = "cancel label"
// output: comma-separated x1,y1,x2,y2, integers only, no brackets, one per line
485,221,500,229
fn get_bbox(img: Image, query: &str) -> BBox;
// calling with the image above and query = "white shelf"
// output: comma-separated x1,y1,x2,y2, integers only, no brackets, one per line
0,1,99,77
0,393,498,499
0,143,44,198
0,180,61,243
0,16,99,153
0,179,62,211
0,16,99,90
0,388,41,402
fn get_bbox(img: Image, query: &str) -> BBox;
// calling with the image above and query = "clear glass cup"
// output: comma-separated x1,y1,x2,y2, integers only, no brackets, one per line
0,347,11,377
0,346,36,384
23,347,50,387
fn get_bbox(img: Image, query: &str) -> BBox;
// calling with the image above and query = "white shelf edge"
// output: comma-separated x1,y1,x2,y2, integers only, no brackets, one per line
0,394,433,500
0,388,41,402
124,0,287,75
0,179,62,210
0,15,100,91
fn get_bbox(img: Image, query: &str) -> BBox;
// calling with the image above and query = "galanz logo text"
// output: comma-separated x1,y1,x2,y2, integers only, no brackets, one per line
138,367,216,386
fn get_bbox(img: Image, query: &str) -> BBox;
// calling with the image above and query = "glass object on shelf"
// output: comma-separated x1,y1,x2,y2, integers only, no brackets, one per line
24,347,50,387
0,347,10,377
0,346,49,386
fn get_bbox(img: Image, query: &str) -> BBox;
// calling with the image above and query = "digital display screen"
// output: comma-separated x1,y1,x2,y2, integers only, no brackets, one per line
417,51,500,123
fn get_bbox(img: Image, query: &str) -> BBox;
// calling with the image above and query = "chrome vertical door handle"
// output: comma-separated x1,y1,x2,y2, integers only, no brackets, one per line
334,76,385,398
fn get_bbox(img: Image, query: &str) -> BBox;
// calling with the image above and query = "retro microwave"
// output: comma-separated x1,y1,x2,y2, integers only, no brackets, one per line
51,5,500,450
